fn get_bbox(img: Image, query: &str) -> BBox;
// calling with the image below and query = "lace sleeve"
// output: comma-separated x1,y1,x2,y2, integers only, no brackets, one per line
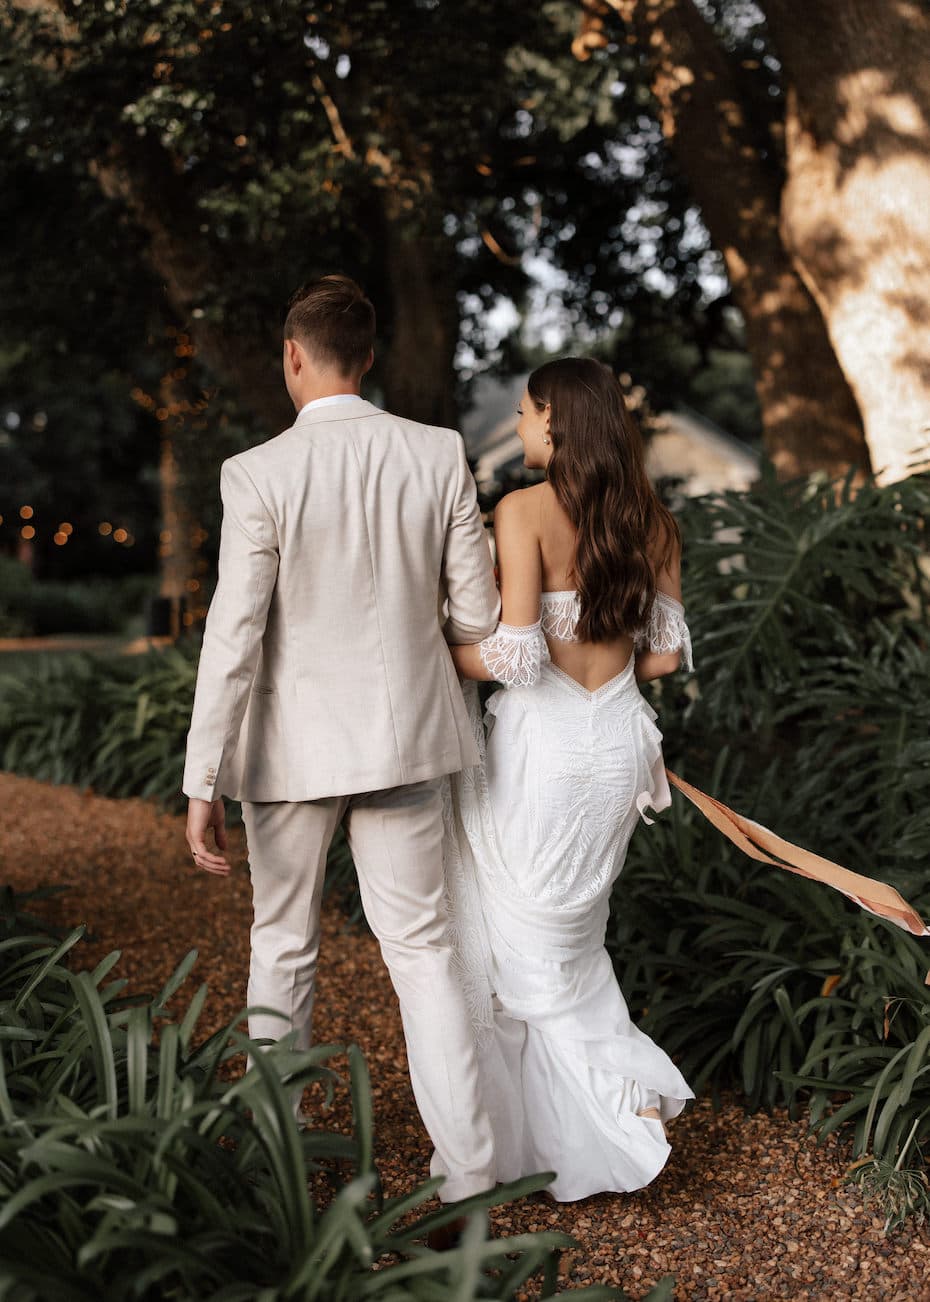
478,621,551,687
635,592,693,672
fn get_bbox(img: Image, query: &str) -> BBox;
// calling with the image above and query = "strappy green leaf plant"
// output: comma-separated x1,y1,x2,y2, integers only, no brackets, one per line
0,896,645,1300
615,468,930,1222
678,468,929,735
0,648,189,797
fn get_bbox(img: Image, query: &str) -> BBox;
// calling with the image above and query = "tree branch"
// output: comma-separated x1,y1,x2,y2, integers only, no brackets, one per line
311,71,357,159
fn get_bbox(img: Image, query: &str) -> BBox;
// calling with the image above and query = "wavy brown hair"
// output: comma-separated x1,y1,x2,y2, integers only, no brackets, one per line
528,357,680,643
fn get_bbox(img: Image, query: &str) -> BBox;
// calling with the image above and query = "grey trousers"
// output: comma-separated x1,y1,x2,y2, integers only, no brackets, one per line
242,778,496,1202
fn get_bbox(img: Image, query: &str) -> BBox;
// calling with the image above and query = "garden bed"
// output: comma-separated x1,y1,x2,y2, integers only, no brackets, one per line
3,770,927,1300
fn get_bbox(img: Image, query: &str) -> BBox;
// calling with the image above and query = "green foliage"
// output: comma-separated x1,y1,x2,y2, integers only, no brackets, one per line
787,933,930,1166
325,827,368,930
4,470,930,1221
612,469,930,1195
0,557,31,637
0,642,355,891
0,559,155,638
846,1146,930,1234
0,644,194,797
1,0,744,517
0,897,631,1300
678,467,928,735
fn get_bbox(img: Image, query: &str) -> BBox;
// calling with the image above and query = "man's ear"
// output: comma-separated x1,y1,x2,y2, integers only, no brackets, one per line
361,347,375,377
284,337,303,373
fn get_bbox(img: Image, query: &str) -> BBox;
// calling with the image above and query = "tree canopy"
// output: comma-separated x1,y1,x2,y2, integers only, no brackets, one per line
2,0,927,587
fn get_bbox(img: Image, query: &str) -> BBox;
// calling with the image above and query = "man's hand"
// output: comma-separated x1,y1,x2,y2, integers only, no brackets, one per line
186,797,230,876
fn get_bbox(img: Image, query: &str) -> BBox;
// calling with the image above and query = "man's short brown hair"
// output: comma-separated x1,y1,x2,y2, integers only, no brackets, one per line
284,274,376,373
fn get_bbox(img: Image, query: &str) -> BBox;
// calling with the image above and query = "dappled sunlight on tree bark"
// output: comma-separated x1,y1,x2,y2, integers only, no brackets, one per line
606,0,872,479
768,0,930,483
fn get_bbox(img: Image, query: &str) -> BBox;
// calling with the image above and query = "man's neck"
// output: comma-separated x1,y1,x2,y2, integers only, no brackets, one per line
297,377,362,407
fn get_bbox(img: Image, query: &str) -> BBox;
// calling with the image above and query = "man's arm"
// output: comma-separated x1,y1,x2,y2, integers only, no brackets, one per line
441,435,500,644
182,456,279,823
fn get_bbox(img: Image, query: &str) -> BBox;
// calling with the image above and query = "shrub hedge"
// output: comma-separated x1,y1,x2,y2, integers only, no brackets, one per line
0,558,155,638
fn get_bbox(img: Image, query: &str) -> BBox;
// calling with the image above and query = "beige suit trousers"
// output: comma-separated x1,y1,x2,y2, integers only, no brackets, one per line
242,779,496,1202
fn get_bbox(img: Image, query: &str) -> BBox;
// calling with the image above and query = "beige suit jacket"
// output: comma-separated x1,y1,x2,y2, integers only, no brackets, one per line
181,399,500,803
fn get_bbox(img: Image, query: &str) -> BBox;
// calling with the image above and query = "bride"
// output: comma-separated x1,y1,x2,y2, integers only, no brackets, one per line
444,356,694,1202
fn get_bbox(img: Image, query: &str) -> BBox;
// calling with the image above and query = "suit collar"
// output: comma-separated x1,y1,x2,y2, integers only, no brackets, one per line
293,398,382,428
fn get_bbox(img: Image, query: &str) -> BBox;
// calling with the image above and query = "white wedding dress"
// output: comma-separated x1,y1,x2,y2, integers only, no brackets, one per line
442,590,695,1201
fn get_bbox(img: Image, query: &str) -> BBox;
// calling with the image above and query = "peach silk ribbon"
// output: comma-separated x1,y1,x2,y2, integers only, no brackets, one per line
665,771,930,983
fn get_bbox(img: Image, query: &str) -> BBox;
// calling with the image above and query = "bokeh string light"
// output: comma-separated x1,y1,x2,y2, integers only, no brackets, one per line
7,350,168,565
1,512,139,547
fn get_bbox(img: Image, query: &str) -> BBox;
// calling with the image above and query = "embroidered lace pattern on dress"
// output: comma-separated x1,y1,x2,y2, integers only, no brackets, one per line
540,590,581,642
634,591,693,671
477,620,551,687
543,588,693,671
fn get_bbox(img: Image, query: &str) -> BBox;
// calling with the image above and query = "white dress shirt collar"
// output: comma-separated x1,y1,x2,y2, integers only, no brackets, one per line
297,393,364,419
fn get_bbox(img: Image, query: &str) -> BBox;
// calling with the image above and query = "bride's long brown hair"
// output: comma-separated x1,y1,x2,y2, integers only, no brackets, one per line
528,357,680,644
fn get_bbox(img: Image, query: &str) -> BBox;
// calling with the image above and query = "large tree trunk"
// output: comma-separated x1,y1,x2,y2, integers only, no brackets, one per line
607,0,871,479
765,0,930,483
381,199,459,428
155,429,196,639
321,57,462,428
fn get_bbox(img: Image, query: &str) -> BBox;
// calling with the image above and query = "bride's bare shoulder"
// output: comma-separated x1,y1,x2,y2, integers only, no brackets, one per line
493,484,545,526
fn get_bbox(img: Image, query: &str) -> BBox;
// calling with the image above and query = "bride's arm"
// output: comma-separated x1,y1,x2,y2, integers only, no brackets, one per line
448,641,495,679
635,533,692,682
450,490,544,681
634,645,682,683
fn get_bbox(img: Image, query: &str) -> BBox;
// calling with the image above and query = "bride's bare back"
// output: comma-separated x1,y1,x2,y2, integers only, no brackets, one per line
498,481,682,693
531,482,637,691
451,477,684,691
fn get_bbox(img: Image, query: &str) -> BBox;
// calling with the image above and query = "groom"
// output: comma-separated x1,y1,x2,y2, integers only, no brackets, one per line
182,274,500,1203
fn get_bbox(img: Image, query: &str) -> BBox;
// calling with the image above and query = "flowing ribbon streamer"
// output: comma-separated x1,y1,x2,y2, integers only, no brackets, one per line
665,770,930,982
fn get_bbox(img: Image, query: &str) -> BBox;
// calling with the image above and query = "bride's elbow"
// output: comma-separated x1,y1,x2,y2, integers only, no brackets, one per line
635,650,681,682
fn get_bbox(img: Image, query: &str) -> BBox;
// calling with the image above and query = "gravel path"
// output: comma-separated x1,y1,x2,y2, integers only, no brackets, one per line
2,771,928,1301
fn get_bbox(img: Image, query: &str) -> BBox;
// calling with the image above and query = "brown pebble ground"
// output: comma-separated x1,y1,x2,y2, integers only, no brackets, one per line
2,771,928,1301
